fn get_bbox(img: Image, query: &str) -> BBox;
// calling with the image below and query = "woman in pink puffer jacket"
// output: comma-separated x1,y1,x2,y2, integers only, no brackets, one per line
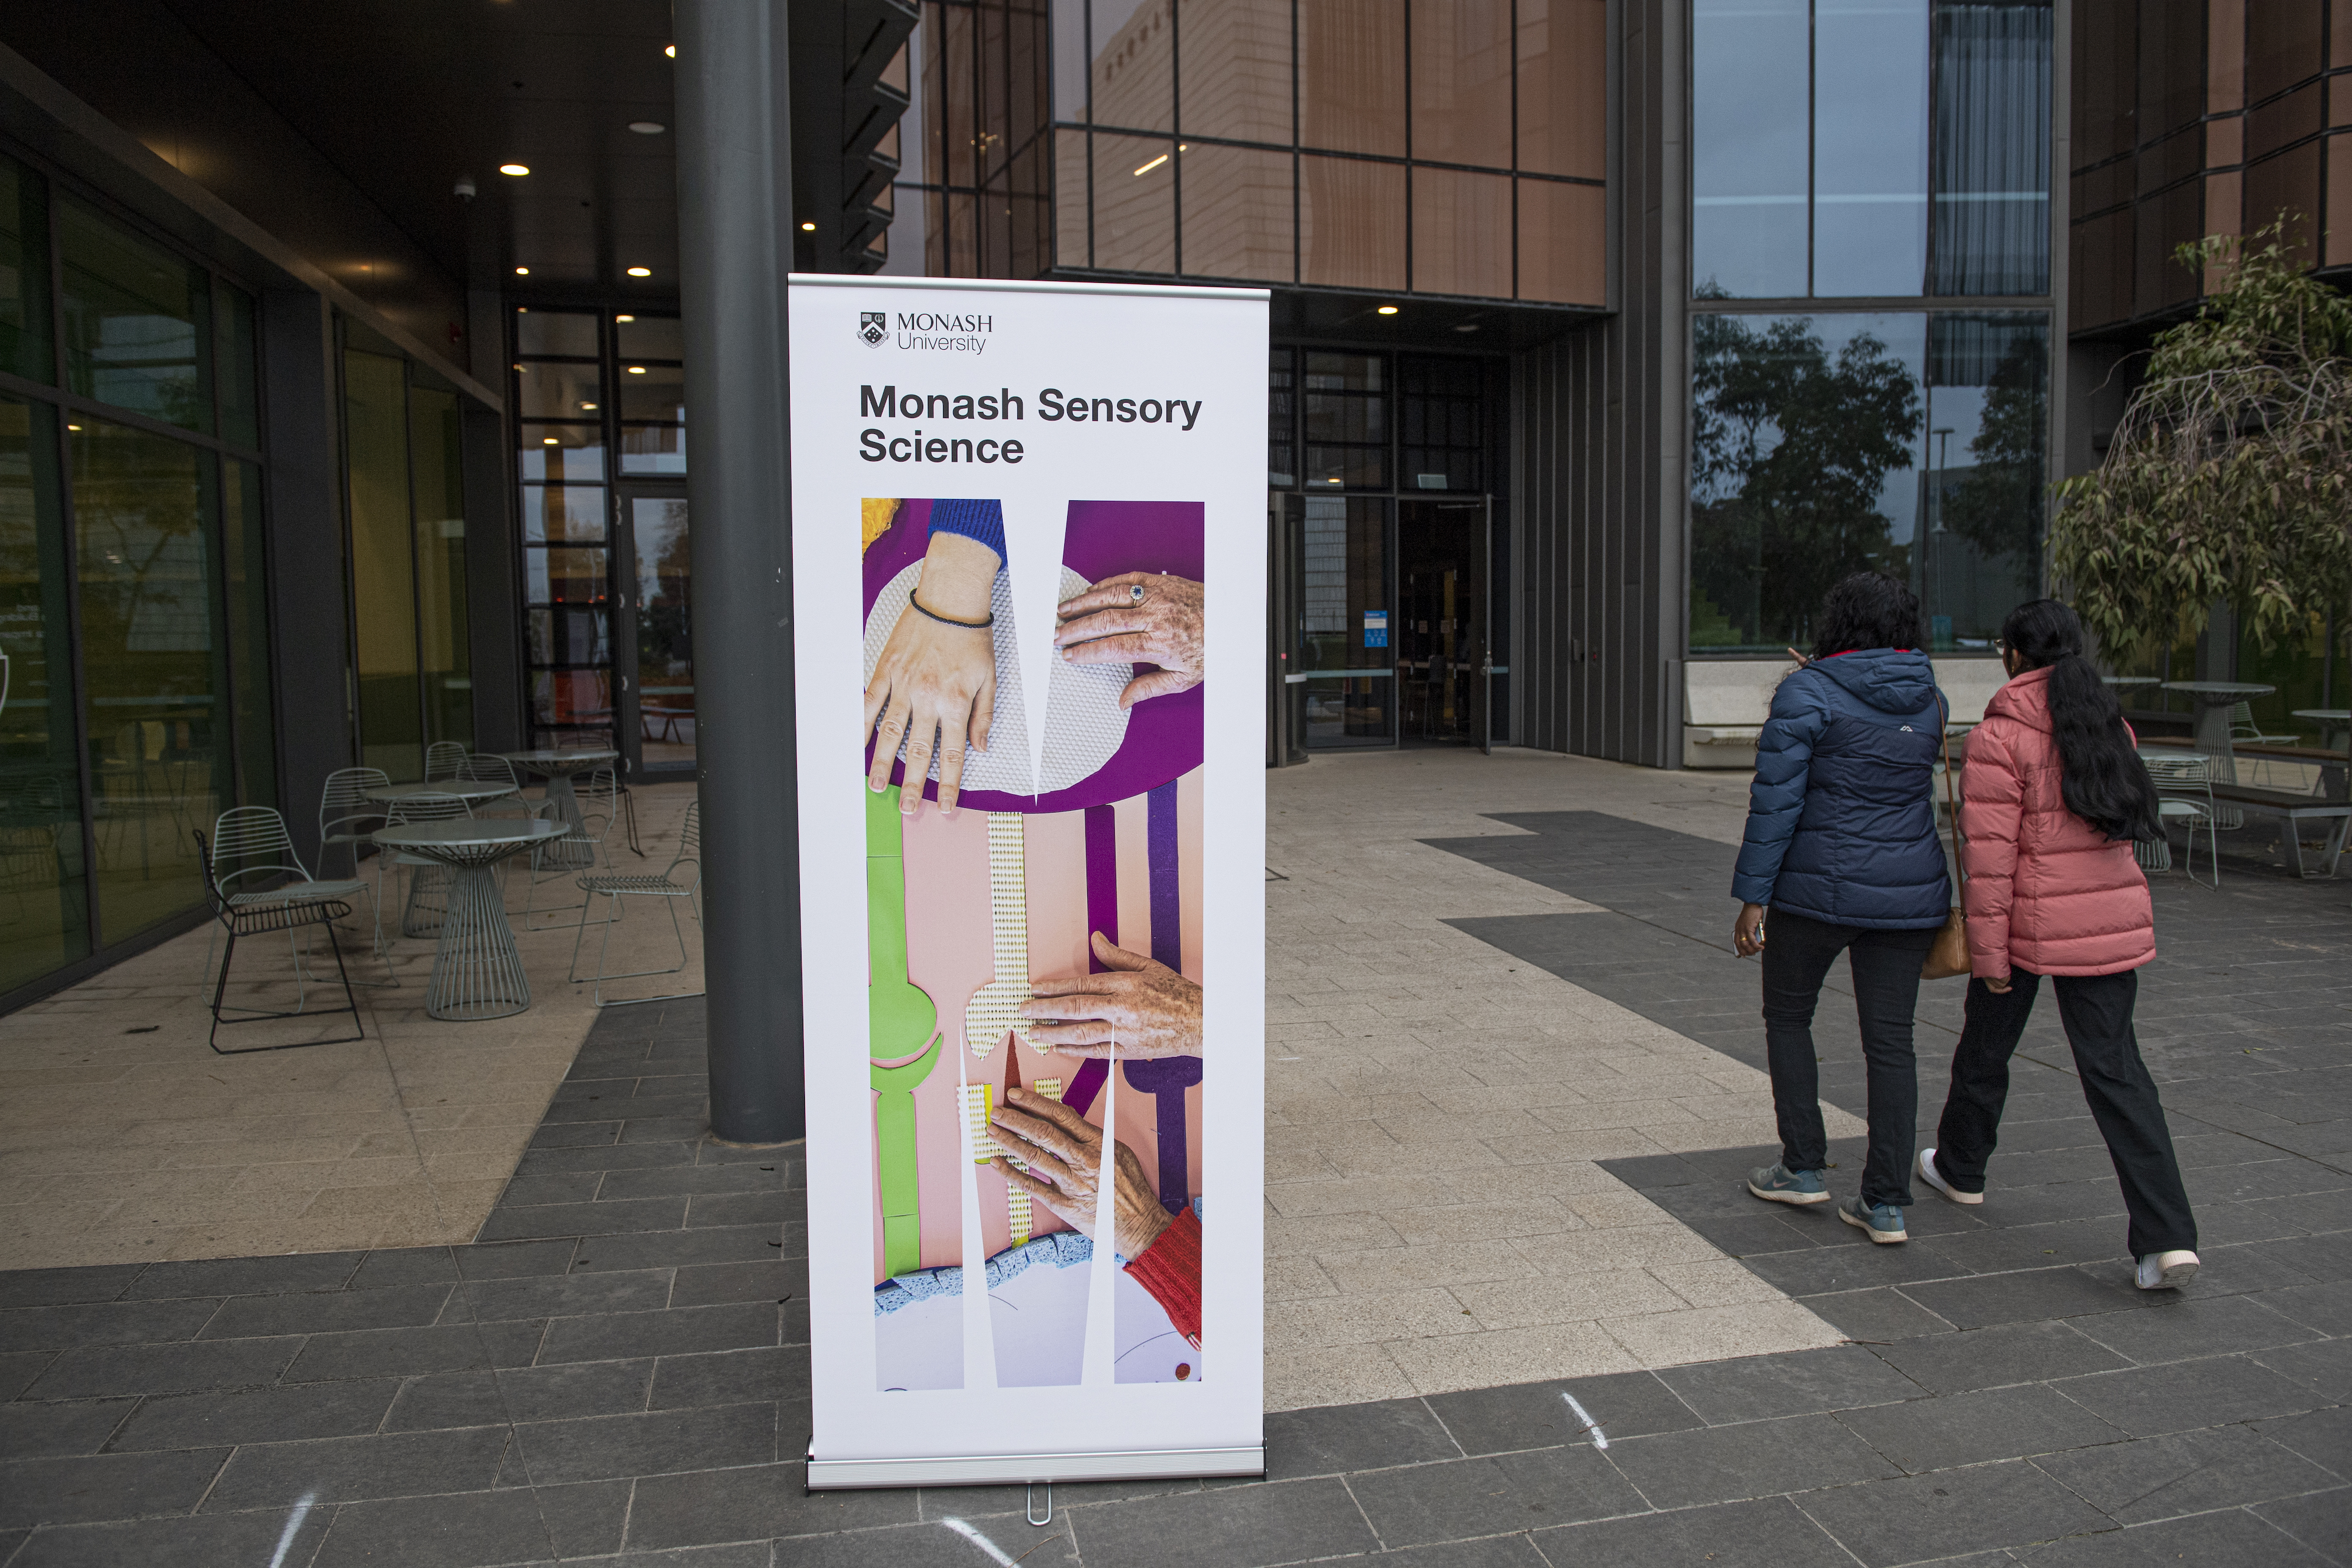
1915,600,2201,1291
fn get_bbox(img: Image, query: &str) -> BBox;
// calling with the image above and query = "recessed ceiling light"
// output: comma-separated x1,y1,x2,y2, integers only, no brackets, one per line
615,314,634,322
514,265,530,275
1454,323,1481,333
665,43,676,57
629,121,666,135
1377,305,1399,315
801,222,817,232
1132,153,1169,176
627,366,647,375
626,266,652,277
543,437,559,445
499,163,530,176
580,402,597,410
66,423,81,431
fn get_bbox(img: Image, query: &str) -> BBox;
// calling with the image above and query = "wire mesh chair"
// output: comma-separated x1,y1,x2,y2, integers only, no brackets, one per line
569,800,703,1005
2226,701,2298,787
205,804,376,971
522,764,618,929
460,754,536,817
426,741,470,781
2144,754,2221,888
193,829,364,1053
320,767,393,878
379,791,475,941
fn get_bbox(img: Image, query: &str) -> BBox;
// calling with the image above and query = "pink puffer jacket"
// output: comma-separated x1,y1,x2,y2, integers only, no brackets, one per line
1959,666,2154,978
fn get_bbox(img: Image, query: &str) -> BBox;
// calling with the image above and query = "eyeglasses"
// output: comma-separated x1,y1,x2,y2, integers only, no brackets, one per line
1992,638,2007,654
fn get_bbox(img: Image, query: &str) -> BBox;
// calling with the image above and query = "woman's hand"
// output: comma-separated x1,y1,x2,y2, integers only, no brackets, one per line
1732,902,1768,957
1054,572,1205,708
1020,932,1202,1059
988,1085,1172,1261
863,532,999,815
1982,974,2012,994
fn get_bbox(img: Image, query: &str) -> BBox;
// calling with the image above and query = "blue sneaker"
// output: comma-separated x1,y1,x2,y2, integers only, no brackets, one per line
1746,1163,1830,1206
1839,1196,1908,1243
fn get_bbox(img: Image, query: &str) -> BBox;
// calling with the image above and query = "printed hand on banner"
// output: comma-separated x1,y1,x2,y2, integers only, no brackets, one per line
988,1085,1172,1261
1020,932,1202,1059
864,531,999,816
1054,571,1205,708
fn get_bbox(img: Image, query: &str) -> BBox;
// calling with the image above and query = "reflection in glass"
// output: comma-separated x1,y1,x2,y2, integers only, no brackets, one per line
530,668,612,743
1399,356,1485,493
521,484,608,544
514,309,599,357
1412,168,1512,299
410,386,473,750
619,426,686,476
61,201,211,433
530,608,609,667
1090,0,1173,131
527,547,607,606
633,497,695,768
0,157,52,385
1516,0,1607,180
1299,155,1406,292
213,280,260,450
517,363,603,420
1299,496,1395,745
1179,143,1294,282
1929,2,2052,296
345,349,422,779
1092,133,1176,273
1813,0,1930,297
0,399,89,992
519,426,606,482
1300,0,1406,156
72,420,229,946
1302,352,1391,490
1691,0,1809,297
614,315,683,360
617,363,684,422
1267,348,1296,487
222,460,275,813
1923,313,2047,647
1177,0,1292,142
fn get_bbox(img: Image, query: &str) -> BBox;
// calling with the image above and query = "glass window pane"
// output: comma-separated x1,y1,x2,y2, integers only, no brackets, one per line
633,497,695,768
614,315,683,360
1517,1,1606,180
521,484,607,543
1411,0,1514,169
526,546,607,606
0,156,52,385
1090,0,1174,131
617,362,684,422
1302,351,1391,490
72,420,229,944
409,386,472,750
1268,347,1296,486
1177,0,1292,142
1399,355,1485,492
1518,178,1606,303
1929,2,2051,295
1813,0,1931,297
1692,0,1809,298
1181,143,1294,282
213,279,260,450
619,426,687,476
519,425,606,482
61,201,210,432
529,668,613,740
1301,0,1406,156
514,309,599,357
345,348,422,780
1056,129,1091,267
1300,155,1406,291
516,362,603,420
1688,312,1927,653
1054,0,1090,121
529,606,610,667
1923,312,2046,648
0,397,89,991
1299,496,1395,745
1412,168,1512,298
1093,133,1177,272
222,459,275,813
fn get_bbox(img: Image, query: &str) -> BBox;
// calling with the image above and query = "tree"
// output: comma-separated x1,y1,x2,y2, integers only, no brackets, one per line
2050,220,2352,664
1941,335,2049,600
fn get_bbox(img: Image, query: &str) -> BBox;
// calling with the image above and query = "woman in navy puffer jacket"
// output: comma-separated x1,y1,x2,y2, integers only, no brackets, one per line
1730,573,1950,1246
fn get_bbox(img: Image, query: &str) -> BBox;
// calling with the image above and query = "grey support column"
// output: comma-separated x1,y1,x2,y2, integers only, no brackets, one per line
674,0,804,1144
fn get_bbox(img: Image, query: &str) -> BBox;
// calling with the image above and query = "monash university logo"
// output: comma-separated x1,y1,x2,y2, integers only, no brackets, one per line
858,311,888,347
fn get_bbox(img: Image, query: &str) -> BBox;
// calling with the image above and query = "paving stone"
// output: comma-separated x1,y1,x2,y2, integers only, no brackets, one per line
199,1283,455,1339
1532,1495,1853,1568
446,1269,674,1323
454,1241,581,1280
0,1398,135,1459
1261,1395,1459,1479
1835,1382,2126,1474
2034,1424,2342,1524
774,1518,1082,1568
2064,1292,2318,1366
2254,1336,2352,1404
0,1446,229,1527
2050,1353,2328,1437
2253,1488,2352,1567
0,1298,222,1353
1056,1477,1378,1568
1,1506,334,1568
199,1426,512,1512
474,1196,688,1243
666,1261,803,1309
1863,1319,2133,1395
534,1302,779,1366
107,1380,402,1450
646,1345,808,1410
1605,1413,1897,1509
622,1460,916,1549
535,1477,633,1558
2009,1504,2340,1566
24,1338,301,1399
385,1361,656,1430
1792,1456,2113,1566
0,1351,54,1403
1423,1370,1702,1455
566,1225,787,1273
310,1487,557,1568
0,1266,145,1310
124,1253,365,1299
1897,1266,2151,1331
1657,1344,1923,1423
347,1248,463,1289
282,1323,510,1382
1796,1286,1956,1342
2257,1403,2352,1479
511,1400,775,1485
1347,1443,1649,1545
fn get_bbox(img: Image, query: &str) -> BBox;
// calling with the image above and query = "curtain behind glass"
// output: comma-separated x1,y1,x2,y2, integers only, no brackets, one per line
1929,2,2052,296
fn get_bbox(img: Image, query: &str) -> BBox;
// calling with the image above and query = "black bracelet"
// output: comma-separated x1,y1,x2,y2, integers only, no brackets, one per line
910,590,993,630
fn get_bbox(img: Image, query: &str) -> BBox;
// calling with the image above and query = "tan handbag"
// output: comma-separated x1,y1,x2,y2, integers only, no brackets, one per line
1922,701,1971,979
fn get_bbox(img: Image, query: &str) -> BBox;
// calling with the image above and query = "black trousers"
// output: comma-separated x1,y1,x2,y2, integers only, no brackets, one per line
1760,910,1937,1210
1935,968,2198,1257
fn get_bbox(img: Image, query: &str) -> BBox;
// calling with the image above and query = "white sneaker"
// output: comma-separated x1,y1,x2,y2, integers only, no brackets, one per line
1916,1148,1983,1206
2135,1250,2199,1290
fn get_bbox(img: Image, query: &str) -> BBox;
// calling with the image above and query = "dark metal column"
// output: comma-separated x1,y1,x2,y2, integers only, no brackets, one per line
674,0,803,1144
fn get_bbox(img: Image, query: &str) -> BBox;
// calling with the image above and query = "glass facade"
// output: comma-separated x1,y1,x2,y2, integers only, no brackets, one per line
0,152,275,999
914,0,1605,303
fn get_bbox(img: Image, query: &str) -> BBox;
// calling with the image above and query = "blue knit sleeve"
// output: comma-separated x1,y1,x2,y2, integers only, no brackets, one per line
927,498,1005,562
1731,673,1829,905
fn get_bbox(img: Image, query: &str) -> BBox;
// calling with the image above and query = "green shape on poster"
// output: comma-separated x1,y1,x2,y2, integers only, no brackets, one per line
871,1033,942,1278
868,788,942,1278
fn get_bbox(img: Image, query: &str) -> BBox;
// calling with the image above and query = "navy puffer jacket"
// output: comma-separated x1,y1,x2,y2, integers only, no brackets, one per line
1731,647,1950,928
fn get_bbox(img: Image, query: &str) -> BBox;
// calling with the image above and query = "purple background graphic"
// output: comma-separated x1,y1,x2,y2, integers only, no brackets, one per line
861,497,1205,813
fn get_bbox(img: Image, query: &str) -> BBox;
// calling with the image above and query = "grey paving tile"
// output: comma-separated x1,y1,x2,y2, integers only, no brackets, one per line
2050,1354,2327,1437
760,1518,1080,1568
2259,1404,2352,1480
1531,1495,1853,1568
0,1398,134,1459
474,1197,688,1243
446,1270,674,1323
2260,1283,2352,1338
124,1253,364,1299
2,1506,334,1568
666,1261,803,1310
455,1241,580,1280
0,1266,146,1310
1058,1477,1377,1568
2256,1488,2352,1567
510,1401,774,1485
1348,1444,1647,1546
646,1346,808,1410
1792,1456,2112,1566
24,1337,302,1399
1865,1319,2133,1395
0,1446,229,1527
2010,1506,2338,1566
617,1118,713,1145
385,1362,655,1430
1424,1370,1701,1456
567,1225,787,1273
107,1380,402,1450
200,1426,512,1512
2064,1293,2318,1366
1897,1266,2150,1330
0,1298,222,1353
0,1350,54,1402
535,1477,632,1558
498,1172,604,1206
1604,1413,1897,1509
534,1303,779,1365
1798,1287,1956,1343
282,1323,509,1382
596,1164,796,1200
513,1142,697,1177
683,1192,800,1229
2255,1337,2352,1403
1657,1345,1923,1425
311,1486,557,1568
348,1248,462,1289
1835,1382,2126,1475
529,1121,621,1149
1262,1395,1460,1479
2033,1425,2341,1525
199,1283,454,1339
1738,1242,1973,1298
622,1460,916,1549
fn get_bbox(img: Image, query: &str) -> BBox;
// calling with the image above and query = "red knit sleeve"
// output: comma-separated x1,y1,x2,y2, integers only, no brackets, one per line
1121,1208,1202,1348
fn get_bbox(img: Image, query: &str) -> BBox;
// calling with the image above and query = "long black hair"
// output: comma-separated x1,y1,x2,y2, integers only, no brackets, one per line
1811,572,1924,660
2000,599,2163,842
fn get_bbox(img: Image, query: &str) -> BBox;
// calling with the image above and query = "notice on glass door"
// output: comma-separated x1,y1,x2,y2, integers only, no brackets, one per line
789,275,1268,1490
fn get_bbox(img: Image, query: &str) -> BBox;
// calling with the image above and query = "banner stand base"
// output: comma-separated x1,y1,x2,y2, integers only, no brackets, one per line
806,1444,1266,1490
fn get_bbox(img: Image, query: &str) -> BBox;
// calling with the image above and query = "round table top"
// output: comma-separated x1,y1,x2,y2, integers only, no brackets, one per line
497,749,619,775
2291,709,2350,720
365,780,517,803
2100,675,2162,685
2161,681,2277,696
373,818,565,855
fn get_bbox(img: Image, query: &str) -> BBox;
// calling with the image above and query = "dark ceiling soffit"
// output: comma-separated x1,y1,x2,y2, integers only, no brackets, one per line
0,42,502,413
1045,277,1607,353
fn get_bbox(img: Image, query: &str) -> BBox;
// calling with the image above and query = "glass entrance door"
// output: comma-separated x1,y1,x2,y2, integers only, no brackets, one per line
616,489,693,777
1396,499,1491,747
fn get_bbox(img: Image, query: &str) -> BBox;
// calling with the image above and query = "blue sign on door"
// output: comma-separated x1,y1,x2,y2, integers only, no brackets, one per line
1363,610,1388,648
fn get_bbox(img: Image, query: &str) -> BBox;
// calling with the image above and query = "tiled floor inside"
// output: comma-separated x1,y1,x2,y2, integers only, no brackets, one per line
0,749,2343,1564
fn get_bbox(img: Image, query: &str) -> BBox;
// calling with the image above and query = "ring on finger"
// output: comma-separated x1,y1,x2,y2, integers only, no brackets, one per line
1128,583,1147,605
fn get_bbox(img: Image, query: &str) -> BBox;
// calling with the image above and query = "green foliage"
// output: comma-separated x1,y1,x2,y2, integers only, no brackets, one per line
2051,220,2352,663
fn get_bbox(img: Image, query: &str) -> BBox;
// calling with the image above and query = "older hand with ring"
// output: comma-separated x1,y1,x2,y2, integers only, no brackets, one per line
1054,571,1204,708
1020,932,1201,1059
987,1085,1172,1261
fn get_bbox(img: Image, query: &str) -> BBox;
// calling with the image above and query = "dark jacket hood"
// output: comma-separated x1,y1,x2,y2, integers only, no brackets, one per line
1809,647,1940,716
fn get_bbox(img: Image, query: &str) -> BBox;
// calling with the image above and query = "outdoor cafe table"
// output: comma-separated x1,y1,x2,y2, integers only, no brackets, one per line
364,780,528,936
2160,681,2277,782
495,749,619,870
372,818,565,1021
2294,709,2351,752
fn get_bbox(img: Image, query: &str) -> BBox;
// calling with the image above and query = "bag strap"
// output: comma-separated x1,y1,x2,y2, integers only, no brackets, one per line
1937,694,1963,887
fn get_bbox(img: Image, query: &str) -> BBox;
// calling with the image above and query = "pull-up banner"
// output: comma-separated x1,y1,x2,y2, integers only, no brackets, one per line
789,275,1268,1489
